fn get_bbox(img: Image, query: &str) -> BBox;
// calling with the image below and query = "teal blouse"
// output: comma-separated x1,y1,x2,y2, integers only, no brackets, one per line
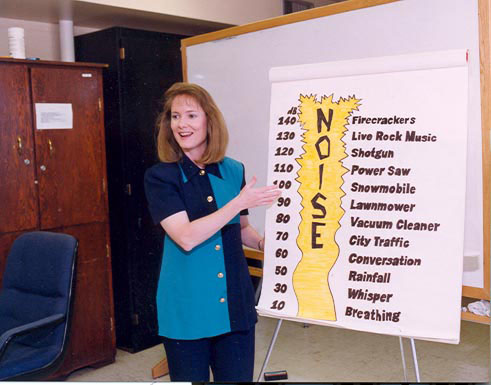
144,155,257,340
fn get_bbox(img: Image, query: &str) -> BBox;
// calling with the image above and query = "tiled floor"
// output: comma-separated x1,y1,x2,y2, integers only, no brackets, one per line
67,315,489,382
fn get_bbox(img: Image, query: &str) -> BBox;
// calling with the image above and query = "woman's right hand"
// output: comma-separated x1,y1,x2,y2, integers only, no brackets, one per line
236,176,281,210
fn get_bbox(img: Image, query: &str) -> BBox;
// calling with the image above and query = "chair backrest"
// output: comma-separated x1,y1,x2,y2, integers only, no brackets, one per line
0,231,78,347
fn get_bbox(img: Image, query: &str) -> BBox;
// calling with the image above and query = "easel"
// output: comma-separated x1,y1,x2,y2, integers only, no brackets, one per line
257,318,421,382
151,318,421,381
151,357,169,379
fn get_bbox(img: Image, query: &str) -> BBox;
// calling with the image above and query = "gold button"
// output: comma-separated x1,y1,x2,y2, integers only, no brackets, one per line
219,298,226,303
217,272,224,278
207,196,213,202
199,170,205,176
215,245,221,251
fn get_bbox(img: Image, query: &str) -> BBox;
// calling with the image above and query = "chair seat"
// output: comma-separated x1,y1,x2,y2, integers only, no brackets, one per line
0,341,60,380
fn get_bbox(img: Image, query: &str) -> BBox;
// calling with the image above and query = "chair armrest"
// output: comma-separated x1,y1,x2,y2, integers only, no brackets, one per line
0,313,65,361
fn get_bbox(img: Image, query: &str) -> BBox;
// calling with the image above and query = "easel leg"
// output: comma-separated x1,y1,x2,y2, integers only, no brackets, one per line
410,338,421,382
257,319,283,382
255,277,263,305
399,336,408,382
151,357,169,379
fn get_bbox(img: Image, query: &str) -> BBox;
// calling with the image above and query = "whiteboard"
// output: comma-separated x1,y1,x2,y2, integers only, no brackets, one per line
184,0,486,292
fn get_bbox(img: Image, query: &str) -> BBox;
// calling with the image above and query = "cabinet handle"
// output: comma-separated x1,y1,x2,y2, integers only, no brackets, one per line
17,136,23,155
48,139,54,156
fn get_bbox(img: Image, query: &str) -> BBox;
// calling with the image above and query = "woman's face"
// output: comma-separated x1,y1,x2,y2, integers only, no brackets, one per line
170,94,208,160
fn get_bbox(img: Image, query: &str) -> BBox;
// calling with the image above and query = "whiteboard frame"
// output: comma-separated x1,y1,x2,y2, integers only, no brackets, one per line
181,0,490,303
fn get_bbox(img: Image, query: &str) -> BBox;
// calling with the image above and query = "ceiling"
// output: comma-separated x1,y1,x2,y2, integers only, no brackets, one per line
0,0,233,35
0,0,347,35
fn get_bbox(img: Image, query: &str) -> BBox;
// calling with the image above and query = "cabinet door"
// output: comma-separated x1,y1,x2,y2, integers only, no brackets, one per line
52,222,115,375
0,63,38,233
30,67,107,229
0,231,24,288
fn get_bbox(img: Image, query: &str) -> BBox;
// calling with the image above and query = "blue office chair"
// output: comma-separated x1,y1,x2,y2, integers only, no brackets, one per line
0,231,78,380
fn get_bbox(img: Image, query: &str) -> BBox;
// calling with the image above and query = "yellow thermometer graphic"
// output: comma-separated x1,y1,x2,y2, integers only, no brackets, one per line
294,94,360,320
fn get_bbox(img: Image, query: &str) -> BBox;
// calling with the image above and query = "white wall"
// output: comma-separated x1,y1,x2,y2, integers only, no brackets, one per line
0,17,97,61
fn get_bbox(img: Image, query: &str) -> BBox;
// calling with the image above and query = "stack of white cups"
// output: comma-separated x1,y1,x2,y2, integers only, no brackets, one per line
8,27,26,59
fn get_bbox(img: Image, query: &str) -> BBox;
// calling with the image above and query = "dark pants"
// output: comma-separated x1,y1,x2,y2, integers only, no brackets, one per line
162,326,255,382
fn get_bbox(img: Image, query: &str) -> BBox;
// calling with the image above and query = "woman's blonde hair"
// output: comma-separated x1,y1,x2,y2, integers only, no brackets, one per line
156,82,229,164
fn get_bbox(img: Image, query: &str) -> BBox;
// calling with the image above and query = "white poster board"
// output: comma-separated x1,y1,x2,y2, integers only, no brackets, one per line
257,50,469,344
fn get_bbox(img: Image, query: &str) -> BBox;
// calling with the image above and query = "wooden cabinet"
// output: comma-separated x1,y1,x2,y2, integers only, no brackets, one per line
56,223,115,372
0,58,115,378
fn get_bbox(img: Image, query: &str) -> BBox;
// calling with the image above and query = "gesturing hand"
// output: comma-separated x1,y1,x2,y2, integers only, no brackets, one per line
236,176,281,210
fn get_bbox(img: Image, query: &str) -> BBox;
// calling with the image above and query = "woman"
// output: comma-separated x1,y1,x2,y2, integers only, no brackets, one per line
144,82,280,381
